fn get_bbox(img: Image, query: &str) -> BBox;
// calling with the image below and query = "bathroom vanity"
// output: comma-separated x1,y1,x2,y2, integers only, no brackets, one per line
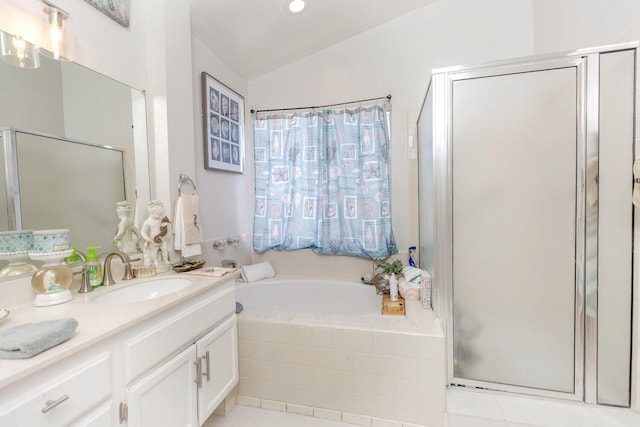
0,272,240,426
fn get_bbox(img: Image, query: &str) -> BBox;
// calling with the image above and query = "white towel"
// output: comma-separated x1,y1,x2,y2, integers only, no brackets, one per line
402,266,432,310
633,160,640,207
402,266,423,288
174,195,202,257
241,261,276,282
0,318,79,359
181,194,204,244
189,267,238,278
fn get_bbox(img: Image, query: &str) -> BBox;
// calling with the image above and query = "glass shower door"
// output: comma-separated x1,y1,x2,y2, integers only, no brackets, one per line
450,65,581,395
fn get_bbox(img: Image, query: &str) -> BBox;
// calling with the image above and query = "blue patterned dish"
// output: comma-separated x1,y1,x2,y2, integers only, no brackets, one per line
0,230,34,254
31,229,70,254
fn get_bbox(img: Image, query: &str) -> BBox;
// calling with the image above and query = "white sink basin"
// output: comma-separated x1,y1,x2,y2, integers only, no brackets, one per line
92,278,193,304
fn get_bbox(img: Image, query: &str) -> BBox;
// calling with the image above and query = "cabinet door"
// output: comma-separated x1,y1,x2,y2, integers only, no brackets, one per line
0,353,112,427
127,346,198,426
71,402,113,427
196,315,238,425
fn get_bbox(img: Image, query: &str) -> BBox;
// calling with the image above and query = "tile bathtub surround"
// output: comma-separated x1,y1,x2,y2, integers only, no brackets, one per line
236,307,445,427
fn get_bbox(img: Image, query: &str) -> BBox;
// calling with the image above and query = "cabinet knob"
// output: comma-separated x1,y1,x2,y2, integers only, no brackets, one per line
41,394,69,413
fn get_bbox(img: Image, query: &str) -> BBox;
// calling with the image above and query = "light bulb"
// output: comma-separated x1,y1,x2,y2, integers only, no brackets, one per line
0,32,40,69
49,9,63,59
13,36,26,64
288,0,305,14
41,1,71,61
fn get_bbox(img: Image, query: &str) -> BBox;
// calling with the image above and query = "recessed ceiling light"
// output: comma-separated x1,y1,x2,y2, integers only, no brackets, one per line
287,0,306,14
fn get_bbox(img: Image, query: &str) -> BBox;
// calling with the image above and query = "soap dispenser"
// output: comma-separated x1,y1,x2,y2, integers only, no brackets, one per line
85,246,103,288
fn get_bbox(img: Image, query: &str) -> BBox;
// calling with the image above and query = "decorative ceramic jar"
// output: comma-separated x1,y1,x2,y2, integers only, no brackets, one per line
32,229,71,254
0,230,37,277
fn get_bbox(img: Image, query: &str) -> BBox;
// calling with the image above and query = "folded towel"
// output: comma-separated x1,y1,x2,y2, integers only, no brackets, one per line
189,267,237,278
174,195,202,257
241,261,275,282
0,318,79,359
421,270,432,310
399,280,420,301
402,266,423,288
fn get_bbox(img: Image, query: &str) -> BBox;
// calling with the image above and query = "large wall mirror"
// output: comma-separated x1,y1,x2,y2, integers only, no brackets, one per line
0,30,150,276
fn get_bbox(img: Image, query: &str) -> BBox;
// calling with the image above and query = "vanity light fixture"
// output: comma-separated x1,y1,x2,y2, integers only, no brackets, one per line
41,0,71,61
287,0,306,14
0,31,40,69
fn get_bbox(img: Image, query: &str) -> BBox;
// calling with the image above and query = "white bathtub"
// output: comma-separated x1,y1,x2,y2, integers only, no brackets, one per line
234,275,446,426
235,276,381,316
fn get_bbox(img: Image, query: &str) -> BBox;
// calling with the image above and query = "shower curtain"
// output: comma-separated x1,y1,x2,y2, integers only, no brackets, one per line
252,101,397,259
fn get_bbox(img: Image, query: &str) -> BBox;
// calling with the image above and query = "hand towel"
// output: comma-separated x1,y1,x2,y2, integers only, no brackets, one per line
174,196,202,257
633,160,640,207
0,318,79,359
421,269,432,310
180,194,204,245
241,261,275,282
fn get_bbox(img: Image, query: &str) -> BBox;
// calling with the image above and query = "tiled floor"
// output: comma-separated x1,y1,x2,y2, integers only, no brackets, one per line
204,405,364,427
447,388,640,427
206,388,640,427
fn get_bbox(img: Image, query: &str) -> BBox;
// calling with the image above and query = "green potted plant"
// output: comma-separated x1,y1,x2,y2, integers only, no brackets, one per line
375,258,404,278
372,258,404,297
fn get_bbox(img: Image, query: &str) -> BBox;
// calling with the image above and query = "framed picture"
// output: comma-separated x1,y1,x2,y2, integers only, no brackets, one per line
84,0,130,27
202,72,245,173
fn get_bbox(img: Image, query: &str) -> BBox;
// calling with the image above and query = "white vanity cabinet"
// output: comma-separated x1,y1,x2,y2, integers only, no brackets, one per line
126,315,238,426
0,350,113,426
122,277,238,426
0,274,239,427
196,315,238,423
126,345,199,426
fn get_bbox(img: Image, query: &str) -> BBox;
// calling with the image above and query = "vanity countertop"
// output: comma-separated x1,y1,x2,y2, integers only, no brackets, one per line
0,270,240,389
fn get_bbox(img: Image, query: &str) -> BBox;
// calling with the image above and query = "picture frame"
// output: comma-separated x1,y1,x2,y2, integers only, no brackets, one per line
201,72,245,173
83,0,130,27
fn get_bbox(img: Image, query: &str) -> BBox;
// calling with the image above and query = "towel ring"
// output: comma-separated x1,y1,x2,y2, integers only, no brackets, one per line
178,174,197,195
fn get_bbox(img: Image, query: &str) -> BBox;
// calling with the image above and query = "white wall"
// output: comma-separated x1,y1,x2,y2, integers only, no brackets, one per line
190,37,254,267
249,0,534,278
533,0,640,54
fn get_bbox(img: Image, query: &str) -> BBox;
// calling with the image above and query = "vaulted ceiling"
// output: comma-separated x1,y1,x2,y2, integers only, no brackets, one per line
187,0,438,78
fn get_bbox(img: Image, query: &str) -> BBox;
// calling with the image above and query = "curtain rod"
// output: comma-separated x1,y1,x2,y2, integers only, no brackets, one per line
250,94,391,114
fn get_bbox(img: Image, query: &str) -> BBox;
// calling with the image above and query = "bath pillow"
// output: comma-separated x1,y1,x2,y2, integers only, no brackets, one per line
241,261,275,282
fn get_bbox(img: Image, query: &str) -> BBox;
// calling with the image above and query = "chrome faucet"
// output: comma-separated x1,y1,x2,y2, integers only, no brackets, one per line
66,250,94,294
70,250,86,264
102,252,135,286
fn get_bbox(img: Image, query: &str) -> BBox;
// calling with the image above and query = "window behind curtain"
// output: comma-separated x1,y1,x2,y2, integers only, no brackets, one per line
252,102,397,259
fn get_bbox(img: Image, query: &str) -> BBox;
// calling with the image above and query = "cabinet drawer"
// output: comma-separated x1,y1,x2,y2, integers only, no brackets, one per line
125,283,235,384
0,353,111,426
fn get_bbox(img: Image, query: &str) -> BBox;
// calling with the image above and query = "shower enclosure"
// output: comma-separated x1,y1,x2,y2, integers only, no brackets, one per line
418,43,636,406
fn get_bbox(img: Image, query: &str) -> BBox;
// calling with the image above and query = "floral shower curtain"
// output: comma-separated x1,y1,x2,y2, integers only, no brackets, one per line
252,101,397,259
